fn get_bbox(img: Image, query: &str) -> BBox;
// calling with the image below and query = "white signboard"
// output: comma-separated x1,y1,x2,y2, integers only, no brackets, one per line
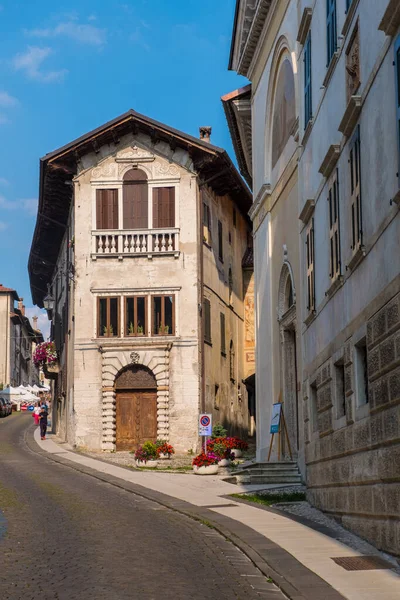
199,413,212,436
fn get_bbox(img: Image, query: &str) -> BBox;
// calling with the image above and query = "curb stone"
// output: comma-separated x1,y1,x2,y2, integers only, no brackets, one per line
27,430,346,600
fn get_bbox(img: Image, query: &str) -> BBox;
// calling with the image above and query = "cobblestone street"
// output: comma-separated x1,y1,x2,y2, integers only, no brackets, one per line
0,414,285,600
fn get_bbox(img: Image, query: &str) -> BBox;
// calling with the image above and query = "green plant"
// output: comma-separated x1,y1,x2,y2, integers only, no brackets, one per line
155,439,167,448
187,448,194,455
142,441,158,459
230,491,306,506
164,325,170,334
137,325,144,334
212,423,227,438
128,322,134,335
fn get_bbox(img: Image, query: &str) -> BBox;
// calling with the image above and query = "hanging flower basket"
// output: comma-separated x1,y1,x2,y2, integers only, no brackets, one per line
34,342,59,379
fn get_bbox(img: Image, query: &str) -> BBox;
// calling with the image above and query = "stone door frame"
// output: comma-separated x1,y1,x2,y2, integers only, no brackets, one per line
100,345,171,450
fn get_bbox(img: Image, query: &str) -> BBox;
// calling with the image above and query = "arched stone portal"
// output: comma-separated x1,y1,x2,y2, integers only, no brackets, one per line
278,261,298,458
100,347,171,451
115,365,157,450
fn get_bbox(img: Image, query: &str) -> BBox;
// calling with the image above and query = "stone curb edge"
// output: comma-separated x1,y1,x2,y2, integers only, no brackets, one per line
28,433,346,600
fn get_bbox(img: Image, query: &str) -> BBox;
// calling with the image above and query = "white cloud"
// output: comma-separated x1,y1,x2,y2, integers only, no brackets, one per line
0,195,38,215
25,308,51,340
0,221,7,231
27,21,107,46
22,198,38,216
0,177,9,186
13,46,67,82
0,91,18,107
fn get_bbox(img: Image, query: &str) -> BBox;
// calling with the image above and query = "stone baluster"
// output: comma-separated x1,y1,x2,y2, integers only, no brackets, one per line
141,235,147,252
154,234,160,252
104,235,110,254
135,234,141,253
167,234,173,252
111,235,116,253
129,234,135,253
124,235,129,253
161,234,166,252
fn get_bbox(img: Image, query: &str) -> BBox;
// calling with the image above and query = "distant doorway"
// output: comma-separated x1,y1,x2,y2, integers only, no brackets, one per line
278,261,298,458
115,365,157,451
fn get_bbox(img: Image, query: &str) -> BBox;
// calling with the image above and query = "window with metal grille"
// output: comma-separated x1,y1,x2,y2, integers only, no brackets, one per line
328,169,341,281
349,125,362,253
204,298,211,344
220,312,226,356
394,36,400,183
304,33,312,128
218,220,223,262
327,0,337,65
306,218,315,312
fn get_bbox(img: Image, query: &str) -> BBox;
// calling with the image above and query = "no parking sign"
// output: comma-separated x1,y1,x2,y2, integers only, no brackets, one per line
199,413,212,436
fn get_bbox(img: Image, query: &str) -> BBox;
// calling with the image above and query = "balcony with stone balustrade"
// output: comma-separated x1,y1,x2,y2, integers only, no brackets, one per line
91,228,180,260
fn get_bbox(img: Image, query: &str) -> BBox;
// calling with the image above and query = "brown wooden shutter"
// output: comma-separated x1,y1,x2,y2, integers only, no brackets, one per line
123,169,148,230
153,188,175,228
96,189,118,229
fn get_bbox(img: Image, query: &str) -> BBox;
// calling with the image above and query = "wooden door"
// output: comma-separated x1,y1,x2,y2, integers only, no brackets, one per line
116,390,157,450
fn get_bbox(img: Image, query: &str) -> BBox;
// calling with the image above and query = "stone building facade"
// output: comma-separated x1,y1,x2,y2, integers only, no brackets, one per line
29,110,253,453
0,285,43,387
226,0,304,469
227,0,400,555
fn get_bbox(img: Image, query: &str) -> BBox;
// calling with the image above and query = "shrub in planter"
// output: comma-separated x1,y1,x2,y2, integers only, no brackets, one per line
133,441,158,465
192,452,219,468
156,441,175,458
226,437,249,451
211,423,227,439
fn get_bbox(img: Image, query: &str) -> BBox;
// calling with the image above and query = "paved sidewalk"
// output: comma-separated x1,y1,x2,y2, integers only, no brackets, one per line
34,430,400,600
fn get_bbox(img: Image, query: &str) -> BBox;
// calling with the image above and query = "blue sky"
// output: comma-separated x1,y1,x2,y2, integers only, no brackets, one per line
0,0,246,335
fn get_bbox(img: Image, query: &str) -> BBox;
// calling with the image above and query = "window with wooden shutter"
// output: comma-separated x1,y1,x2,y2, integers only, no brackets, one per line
230,340,235,382
306,218,315,312
152,187,175,228
304,33,312,128
218,220,223,262
328,169,341,281
395,36,400,183
152,295,174,336
349,125,362,253
123,169,148,229
98,297,120,337
327,0,337,65
96,189,118,229
203,202,211,244
220,312,226,355
204,298,211,344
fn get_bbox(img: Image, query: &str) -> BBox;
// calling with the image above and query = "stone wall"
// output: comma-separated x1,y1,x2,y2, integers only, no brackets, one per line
305,292,400,556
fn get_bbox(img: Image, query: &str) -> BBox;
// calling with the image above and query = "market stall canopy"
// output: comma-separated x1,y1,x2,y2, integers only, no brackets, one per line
1,386,24,395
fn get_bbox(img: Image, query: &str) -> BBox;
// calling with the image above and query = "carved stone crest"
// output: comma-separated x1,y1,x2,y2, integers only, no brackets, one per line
130,351,140,364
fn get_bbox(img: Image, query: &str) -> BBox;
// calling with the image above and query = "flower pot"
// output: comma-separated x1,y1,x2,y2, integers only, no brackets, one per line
232,449,242,458
43,361,60,380
136,459,158,468
218,458,231,467
194,464,219,475
159,453,170,460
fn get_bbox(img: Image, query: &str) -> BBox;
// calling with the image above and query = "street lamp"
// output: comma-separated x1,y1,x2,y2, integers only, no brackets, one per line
43,285,55,317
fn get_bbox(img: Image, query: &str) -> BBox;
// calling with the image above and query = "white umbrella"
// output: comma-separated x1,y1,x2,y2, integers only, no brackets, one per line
32,385,41,392
20,391,39,402
1,386,24,395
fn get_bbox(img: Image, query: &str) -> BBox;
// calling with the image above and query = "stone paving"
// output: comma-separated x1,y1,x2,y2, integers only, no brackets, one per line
0,413,286,600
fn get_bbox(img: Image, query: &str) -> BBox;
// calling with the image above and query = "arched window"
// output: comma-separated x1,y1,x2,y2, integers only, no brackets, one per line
278,262,296,320
271,58,296,169
123,169,148,229
230,340,235,382
286,277,294,311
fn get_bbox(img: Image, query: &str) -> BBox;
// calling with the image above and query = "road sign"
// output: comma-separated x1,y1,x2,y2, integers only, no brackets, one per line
28,405,34,412
199,413,212,436
21,405,27,411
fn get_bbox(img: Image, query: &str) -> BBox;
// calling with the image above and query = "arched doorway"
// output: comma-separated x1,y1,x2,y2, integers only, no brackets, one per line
115,364,157,450
278,261,298,458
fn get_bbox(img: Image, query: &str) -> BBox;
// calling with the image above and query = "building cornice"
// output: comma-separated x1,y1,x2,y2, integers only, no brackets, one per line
233,0,273,77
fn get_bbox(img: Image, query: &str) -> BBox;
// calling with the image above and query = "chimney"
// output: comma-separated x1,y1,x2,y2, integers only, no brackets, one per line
18,298,25,316
199,126,212,143
32,316,38,330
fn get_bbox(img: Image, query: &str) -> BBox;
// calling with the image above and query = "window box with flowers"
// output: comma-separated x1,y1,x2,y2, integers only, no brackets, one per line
33,341,59,379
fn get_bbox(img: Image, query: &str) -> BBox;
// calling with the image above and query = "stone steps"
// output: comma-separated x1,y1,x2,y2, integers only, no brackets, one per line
224,461,302,485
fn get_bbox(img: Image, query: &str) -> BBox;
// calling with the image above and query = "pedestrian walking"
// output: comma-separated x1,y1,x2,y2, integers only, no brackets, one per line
39,405,48,440
33,403,41,426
